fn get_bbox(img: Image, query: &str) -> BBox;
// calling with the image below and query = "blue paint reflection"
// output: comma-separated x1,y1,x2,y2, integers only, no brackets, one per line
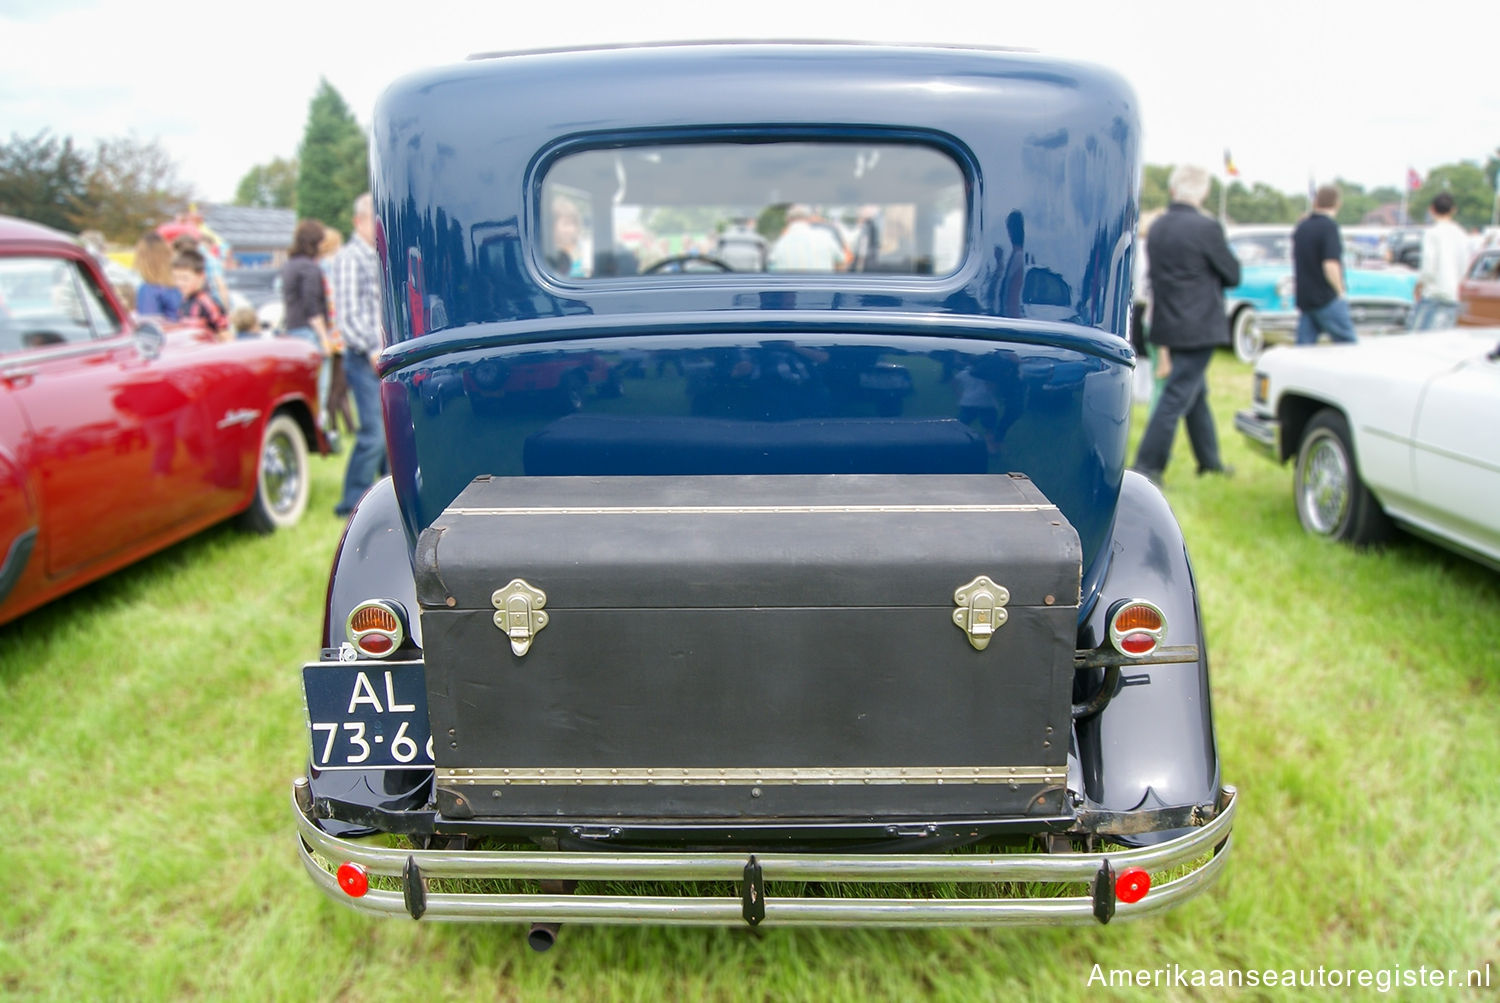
391,332,1128,591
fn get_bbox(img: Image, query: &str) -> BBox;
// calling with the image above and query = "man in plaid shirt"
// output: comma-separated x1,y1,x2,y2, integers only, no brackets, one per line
329,193,388,517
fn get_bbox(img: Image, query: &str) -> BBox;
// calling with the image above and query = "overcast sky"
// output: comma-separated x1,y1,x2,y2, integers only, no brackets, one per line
3,0,1495,206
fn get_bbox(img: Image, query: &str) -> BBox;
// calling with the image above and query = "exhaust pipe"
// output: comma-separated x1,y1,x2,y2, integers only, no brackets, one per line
528,879,575,951
527,922,560,952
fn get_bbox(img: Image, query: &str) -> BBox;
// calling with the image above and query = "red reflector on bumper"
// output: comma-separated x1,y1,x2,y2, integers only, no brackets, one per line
337,861,369,897
1115,866,1150,903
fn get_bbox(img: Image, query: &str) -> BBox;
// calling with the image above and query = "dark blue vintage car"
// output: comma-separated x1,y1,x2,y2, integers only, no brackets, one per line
293,41,1234,946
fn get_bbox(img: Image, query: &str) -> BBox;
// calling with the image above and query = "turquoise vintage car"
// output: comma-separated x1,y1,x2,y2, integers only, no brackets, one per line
1224,225,1417,362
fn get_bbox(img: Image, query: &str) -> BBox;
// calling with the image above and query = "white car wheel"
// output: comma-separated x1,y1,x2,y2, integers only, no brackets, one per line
1231,309,1262,364
1293,410,1390,546
242,412,310,533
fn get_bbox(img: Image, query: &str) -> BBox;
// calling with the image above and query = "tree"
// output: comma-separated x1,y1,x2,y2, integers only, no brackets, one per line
235,156,298,209
1407,161,1494,229
645,205,733,243
295,79,369,237
1226,181,1298,224
1488,147,1500,226
756,203,788,242
0,131,191,242
1484,147,1500,213
1138,165,1424,227
1332,179,1362,224
0,130,90,232
1144,167,1296,223
75,135,191,241
1139,164,1171,212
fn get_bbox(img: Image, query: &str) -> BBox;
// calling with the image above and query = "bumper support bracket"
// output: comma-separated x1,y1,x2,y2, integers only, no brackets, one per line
742,855,766,926
402,855,427,920
1092,858,1117,924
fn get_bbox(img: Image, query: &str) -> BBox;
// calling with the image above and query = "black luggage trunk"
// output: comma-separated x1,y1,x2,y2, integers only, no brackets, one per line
414,473,1082,825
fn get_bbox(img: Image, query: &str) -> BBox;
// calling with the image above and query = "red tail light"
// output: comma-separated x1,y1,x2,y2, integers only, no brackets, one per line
346,600,406,659
1108,600,1166,658
358,633,394,656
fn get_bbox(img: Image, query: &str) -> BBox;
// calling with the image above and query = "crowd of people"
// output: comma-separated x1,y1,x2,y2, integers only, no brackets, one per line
126,219,232,337
120,195,387,520
541,197,900,279
269,194,387,519
1129,166,1484,486
106,175,1480,509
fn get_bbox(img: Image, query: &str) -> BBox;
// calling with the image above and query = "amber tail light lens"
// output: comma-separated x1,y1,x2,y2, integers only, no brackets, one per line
1108,600,1166,658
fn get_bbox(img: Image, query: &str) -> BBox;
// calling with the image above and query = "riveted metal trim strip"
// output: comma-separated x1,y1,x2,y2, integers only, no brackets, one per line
437,765,1068,786
445,504,1058,516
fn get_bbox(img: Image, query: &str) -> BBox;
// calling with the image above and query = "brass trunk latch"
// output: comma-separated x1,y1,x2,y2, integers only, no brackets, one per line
953,575,1008,650
492,579,548,656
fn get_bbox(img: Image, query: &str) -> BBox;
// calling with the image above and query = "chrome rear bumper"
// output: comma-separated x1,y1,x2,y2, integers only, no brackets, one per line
294,781,1236,927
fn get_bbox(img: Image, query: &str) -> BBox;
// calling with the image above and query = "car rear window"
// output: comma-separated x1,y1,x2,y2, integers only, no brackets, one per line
539,142,967,280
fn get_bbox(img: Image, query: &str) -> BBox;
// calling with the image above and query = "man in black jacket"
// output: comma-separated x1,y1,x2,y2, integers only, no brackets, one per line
1131,165,1241,484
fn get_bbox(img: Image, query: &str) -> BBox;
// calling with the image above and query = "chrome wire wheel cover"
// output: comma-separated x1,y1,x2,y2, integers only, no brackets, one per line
1300,433,1350,535
262,428,302,516
1232,311,1262,364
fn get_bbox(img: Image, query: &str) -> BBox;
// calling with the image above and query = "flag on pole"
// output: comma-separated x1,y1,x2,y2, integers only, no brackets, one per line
1407,167,1423,191
1223,149,1240,177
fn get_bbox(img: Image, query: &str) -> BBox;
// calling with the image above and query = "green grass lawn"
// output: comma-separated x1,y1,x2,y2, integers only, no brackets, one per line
3,354,1498,1001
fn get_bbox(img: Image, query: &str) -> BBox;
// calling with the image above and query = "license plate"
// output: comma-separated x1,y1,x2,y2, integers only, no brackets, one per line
302,660,433,769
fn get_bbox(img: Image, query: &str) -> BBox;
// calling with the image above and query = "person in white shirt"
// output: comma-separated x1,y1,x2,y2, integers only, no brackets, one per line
768,205,846,272
1412,193,1473,330
715,218,768,272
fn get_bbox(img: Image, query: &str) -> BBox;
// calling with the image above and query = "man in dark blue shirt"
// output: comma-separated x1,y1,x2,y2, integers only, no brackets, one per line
1292,186,1354,345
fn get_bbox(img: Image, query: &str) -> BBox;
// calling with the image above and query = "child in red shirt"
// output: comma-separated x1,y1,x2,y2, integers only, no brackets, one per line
172,248,228,338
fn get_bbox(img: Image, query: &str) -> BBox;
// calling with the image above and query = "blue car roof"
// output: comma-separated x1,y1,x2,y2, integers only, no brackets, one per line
371,42,1141,357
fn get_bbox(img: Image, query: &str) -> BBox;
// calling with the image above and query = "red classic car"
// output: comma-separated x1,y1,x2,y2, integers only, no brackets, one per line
0,215,323,626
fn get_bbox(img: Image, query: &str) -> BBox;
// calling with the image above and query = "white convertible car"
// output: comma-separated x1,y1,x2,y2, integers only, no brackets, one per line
1235,329,1500,570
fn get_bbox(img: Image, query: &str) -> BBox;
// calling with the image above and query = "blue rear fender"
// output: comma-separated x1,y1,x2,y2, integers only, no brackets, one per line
311,478,430,834
1072,472,1220,828
322,477,420,651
